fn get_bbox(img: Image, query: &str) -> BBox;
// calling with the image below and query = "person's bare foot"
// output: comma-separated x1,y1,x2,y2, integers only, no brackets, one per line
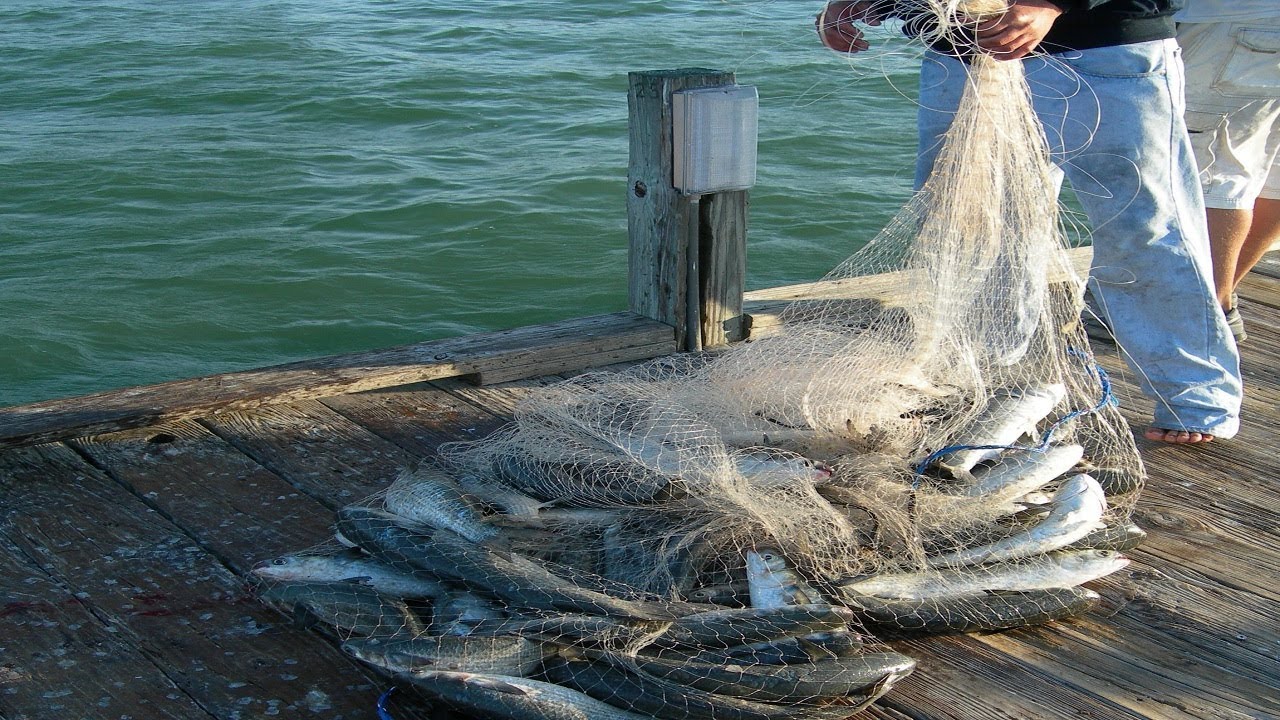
1145,427,1214,444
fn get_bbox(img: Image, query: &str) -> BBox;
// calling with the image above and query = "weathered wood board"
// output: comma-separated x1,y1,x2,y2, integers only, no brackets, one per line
0,312,675,451
0,443,398,719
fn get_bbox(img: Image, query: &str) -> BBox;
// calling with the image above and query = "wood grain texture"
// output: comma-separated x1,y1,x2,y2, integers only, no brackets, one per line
0,312,673,450
700,189,749,347
627,69,737,348
0,443,400,720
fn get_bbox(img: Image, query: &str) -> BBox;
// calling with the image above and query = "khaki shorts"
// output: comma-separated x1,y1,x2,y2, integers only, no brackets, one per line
1177,19,1280,208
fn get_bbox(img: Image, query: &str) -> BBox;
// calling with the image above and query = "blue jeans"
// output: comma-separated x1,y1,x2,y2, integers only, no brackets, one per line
915,41,1242,437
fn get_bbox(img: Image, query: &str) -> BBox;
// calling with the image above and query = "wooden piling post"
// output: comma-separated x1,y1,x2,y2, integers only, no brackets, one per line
627,69,749,350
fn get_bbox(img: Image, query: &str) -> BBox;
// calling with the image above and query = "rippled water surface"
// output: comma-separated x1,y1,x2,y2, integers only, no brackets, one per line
0,1,922,406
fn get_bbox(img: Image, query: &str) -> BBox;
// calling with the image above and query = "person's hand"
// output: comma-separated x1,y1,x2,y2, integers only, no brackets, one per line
973,0,1063,60
816,1,886,54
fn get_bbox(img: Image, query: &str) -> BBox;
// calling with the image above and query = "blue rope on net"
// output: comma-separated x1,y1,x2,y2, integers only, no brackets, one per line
912,349,1117,484
377,686,397,720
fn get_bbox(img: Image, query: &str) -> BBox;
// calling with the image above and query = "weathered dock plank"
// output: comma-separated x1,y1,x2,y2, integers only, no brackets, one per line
0,444,384,719
68,421,340,576
320,383,511,457
65,420,443,720
0,312,675,451
197,399,421,510
981,609,1279,719
883,632,1147,720
0,532,206,720
1095,561,1280,658
742,246,1095,339
1241,265,1280,307
1085,310,1280,610
431,375,568,418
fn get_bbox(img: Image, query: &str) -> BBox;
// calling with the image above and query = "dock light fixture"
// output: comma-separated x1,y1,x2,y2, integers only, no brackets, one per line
671,84,758,353
672,84,759,196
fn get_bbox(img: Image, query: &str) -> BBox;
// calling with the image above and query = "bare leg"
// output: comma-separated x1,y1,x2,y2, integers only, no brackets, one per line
1231,197,1280,294
1207,206,1252,308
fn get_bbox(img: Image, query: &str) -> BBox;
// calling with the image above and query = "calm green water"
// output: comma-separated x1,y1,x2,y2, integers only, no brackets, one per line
0,1,922,407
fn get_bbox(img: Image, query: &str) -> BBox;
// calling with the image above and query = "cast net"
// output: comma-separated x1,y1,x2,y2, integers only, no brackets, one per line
251,3,1146,717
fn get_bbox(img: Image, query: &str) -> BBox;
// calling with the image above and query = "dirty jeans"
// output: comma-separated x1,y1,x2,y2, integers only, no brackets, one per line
914,40,1242,437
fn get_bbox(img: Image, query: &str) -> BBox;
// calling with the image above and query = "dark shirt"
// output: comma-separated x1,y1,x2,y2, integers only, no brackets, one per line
884,0,1182,55
1040,0,1181,51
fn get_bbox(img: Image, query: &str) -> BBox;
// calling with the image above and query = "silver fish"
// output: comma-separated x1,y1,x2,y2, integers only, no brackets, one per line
492,453,675,508
257,580,426,638
335,506,704,620
542,654,873,720
431,591,508,636
456,471,551,519
687,582,751,607
600,524,697,598
651,604,857,651
840,586,1101,634
745,548,826,608
743,548,852,654
487,507,621,530
838,549,1129,599
342,635,548,677
937,383,1067,475
927,473,1108,568
251,551,446,599
383,465,499,545
630,651,917,703
733,448,833,489
403,669,652,720
683,630,864,666
961,443,1084,505
1066,522,1147,552
683,637,816,666
1018,491,1053,506
464,613,660,647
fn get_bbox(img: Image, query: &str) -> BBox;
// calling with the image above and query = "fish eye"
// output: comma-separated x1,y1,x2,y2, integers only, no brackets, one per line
271,558,288,566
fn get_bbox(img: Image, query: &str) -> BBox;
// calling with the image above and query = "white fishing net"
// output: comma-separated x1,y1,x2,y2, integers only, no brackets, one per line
251,3,1147,717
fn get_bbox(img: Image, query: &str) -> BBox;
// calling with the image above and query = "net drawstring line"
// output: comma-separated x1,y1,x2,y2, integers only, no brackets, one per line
912,349,1116,484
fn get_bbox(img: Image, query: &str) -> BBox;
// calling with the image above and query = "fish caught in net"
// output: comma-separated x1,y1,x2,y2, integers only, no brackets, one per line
249,5,1146,717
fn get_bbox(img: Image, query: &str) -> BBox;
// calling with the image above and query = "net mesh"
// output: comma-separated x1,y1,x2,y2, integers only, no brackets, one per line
251,6,1146,716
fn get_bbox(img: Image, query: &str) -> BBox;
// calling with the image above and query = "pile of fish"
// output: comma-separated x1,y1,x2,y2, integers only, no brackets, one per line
252,381,1142,717
822,383,1143,634
255,503,917,719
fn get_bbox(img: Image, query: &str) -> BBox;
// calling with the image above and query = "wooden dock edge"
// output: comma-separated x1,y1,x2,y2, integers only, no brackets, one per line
742,245,1095,339
0,311,675,450
0,249,1090,451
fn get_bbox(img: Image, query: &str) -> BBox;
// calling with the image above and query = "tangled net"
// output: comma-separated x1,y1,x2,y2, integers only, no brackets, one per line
251,6,1146,717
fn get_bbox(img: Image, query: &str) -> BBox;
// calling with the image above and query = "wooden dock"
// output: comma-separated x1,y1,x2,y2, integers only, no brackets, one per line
1,250,1277,720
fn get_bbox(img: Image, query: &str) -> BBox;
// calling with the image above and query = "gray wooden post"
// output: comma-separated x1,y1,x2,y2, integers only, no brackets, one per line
627,69,749,350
